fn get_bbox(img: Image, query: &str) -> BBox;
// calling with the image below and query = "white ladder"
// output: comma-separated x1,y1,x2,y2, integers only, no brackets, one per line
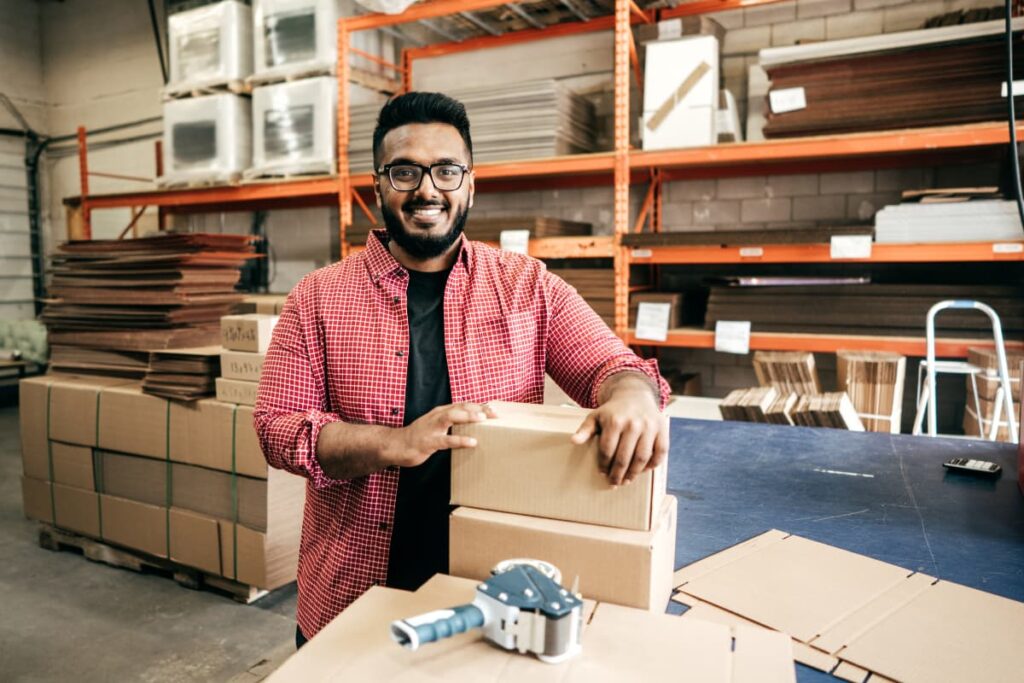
911,300,1018,443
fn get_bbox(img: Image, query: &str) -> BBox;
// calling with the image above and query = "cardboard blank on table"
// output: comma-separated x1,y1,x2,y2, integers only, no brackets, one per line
673,530,1024,683
268,574,794,683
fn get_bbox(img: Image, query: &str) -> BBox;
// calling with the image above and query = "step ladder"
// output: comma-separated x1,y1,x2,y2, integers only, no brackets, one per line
911,300,1018,443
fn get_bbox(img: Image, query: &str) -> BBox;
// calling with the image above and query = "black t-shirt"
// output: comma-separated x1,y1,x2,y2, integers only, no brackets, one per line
385,267,453,591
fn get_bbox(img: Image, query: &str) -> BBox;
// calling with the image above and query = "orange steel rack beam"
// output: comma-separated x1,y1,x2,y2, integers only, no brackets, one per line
625,328,1024,358
628,241,1024,265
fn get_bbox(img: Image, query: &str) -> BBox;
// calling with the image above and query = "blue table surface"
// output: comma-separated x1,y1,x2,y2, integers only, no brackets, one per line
663,418,1024,682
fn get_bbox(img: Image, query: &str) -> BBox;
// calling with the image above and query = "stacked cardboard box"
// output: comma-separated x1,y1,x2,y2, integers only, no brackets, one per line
837,350,906,434
962,347,1023,443
19,374,303,590
721,386,864,431
449,401,676,611
216,313,277,406
752,351,820,396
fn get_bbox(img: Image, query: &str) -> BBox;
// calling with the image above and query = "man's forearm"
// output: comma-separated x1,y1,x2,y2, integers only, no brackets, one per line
315,420,399,480
597,370,661,407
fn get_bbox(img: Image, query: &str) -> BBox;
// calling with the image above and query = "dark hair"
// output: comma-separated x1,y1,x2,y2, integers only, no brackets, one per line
372,91,473,169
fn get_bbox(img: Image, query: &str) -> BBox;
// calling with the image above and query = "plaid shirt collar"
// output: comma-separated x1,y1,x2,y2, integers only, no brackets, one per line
363,229,474,283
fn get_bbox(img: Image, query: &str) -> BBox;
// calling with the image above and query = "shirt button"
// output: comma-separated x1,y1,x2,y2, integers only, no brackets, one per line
396,350,405,357
378,522,390,531
391,407,400,416
392,296,400,304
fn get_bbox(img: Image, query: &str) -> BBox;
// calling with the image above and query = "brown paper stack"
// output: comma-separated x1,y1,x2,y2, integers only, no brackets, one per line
753,351,820,395
837,350,906,434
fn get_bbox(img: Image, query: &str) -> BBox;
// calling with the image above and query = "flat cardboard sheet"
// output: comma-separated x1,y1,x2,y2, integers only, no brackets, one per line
673,530,1024,683
268,574,794,682
451,401,666,530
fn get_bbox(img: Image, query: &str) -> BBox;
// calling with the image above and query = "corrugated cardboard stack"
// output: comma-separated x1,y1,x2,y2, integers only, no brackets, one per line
19,373,303,590
837,350,906,434
963,347,1023,442
721,386,864,431
216,313,277,407
752,351,820,396
449,401,676,611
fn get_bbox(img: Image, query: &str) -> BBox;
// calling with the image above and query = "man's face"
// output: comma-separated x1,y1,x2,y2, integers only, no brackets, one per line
373,122,474,260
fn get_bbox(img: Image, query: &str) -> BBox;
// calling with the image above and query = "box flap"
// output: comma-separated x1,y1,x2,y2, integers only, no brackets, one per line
53,483,100,538
170,507,222,575
98,385,169,459
674,528,789,587
51,442,95,490
100,494,168,558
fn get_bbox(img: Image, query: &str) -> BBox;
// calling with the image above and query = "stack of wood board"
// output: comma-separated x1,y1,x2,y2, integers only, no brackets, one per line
549,268,615,327
215,314,277,407
19,374,304,591
759,19,1024,137
875,196,1023,244
752,351,820,395
142,346,222,401
43,234,255,354
837,350,906,434
345,216,591,246
704,283,1024,338
348,80,596,172
791,392,865,430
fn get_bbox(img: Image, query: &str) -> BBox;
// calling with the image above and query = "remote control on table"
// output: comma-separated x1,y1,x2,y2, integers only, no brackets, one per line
943,458,1001,476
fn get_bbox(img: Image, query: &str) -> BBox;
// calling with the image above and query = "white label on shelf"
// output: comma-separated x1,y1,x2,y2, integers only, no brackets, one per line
635,302,672,342
499,229,530,254
769,87,806,114
993,242,1024,254
1001,80,1024,97
739,247,764,258
631,248,654,258
830,234,873,259
715,320,751,355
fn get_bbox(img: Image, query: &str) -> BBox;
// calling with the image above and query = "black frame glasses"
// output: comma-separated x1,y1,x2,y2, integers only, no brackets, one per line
377,162,470,192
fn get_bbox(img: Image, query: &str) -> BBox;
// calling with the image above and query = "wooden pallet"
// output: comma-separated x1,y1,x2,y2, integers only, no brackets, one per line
162,79,252,100
38,524,268,604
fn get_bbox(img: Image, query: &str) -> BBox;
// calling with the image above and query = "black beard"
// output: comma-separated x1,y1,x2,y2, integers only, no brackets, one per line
381,200,468,260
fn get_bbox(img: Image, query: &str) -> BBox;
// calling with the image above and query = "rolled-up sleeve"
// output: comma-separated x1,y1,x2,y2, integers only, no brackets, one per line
542,269,670,410
254,272,346,490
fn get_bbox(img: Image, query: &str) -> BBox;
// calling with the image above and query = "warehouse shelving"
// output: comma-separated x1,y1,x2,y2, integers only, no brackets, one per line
68,0,1024,359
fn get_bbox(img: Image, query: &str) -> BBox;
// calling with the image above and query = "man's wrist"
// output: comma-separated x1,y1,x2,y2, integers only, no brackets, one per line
598,370,660,407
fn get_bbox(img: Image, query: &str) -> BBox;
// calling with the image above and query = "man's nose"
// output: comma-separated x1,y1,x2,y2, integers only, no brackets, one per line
413,172,442,201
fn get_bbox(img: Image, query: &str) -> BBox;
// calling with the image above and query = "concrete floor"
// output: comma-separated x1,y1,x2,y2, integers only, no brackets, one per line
0,404,298,682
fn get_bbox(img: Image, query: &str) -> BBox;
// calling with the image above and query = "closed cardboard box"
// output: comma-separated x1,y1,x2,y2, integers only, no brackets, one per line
450,496,677,611
96,450,167,507
451,401,667,530
100,494,168,558
220,350,265,382
216,377,258,406
54,483,100,538
170,508,223,575
169,398,267,478
221,314,278,353
98,384,169,460
51,442,95,490
21,477,53,524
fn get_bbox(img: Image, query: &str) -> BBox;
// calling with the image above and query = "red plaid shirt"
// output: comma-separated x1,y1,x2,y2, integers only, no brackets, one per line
254,230,669,638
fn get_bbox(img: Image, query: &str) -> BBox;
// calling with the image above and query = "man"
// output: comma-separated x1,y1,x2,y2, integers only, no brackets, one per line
254,92,671,648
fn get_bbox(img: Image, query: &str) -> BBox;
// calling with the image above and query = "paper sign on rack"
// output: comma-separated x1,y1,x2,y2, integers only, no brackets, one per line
769,87,806,114
830,235,873,259
635,303,672,342
499,230,530,254
715,321,751,355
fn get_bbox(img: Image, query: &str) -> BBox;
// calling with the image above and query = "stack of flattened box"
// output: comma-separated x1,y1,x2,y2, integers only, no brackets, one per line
449,401,676,611
19,373,304,590
963,347,1024,442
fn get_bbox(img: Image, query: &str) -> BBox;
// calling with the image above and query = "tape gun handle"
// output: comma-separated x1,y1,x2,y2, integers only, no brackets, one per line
390,603,486,651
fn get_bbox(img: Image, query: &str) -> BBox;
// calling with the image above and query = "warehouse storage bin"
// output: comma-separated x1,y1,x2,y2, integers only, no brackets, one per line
247,77,336,178
167,0,253,95
160,94,252,186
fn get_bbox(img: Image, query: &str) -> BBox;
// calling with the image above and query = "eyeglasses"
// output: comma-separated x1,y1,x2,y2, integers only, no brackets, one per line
377,162,469,192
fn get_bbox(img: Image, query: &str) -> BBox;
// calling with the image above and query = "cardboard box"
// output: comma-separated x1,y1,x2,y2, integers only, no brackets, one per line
169,399,267,478
673,529,1024,682
100,494,168,558
450,496,677,610
220,350,265,382
98,384,169,460
216,377,258,406
451,402,667,530
221,314,278,353
266,574,795,682
96,450,167,507
21,476,53,523
20,375,133,465
51,442,95,490
54,483,100,538
629,292,683,329
170,508,223,575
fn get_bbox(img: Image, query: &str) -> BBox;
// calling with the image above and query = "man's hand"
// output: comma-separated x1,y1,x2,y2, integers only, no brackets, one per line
386,402,497,468
571,372,669,486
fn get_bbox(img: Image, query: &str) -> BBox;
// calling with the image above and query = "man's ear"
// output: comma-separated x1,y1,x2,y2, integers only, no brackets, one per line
467,170,475,209
372,175,383,210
